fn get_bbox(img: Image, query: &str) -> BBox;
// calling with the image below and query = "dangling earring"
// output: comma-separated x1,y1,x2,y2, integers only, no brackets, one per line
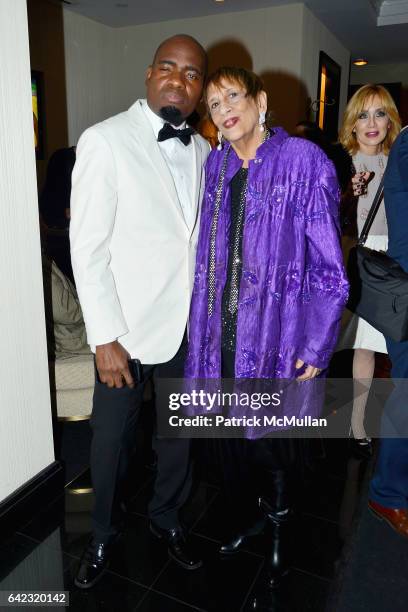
259,111,266,132
217,130,223,150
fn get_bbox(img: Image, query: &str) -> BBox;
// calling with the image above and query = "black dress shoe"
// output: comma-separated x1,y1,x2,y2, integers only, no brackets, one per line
74,537,114,589
149,522,203,570
220,518,266,555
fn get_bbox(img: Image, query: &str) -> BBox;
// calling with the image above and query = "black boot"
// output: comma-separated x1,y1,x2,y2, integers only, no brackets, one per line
219,516,266,555
259,496,291,587
247,498,292,610
246,582,280,611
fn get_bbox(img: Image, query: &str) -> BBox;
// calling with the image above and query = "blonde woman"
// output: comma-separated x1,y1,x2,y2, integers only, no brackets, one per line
338,84,401,455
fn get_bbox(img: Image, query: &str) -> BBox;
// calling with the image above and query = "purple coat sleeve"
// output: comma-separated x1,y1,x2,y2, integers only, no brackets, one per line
298,158,349,370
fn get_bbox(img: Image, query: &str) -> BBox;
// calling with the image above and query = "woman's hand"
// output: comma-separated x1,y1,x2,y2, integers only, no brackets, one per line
295,358,322,381
351,171,371,197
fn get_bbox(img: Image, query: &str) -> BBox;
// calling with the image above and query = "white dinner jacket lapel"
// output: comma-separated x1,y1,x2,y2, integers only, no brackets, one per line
129,101,193,230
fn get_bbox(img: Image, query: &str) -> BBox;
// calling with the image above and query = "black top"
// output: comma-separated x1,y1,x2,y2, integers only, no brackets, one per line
221,167,248,354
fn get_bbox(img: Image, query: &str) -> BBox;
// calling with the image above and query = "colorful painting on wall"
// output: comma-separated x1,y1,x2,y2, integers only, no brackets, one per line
31,71,45,159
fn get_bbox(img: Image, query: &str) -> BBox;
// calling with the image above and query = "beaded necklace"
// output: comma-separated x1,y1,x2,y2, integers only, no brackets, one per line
207,129,270,316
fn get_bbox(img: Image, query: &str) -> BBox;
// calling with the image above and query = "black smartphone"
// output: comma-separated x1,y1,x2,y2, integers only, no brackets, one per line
128,358,144,384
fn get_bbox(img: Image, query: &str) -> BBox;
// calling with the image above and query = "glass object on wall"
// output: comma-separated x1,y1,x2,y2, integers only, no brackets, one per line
316,52,341,142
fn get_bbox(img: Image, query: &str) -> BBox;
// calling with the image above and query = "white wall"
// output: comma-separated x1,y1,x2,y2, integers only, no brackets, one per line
0,0,54,503
64,3,351,144
300,4,350,127
63,4,307,143
63,11,123,151
350,62,408,86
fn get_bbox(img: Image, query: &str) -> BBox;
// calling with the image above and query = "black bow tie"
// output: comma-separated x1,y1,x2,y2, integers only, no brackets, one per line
157,123,195,146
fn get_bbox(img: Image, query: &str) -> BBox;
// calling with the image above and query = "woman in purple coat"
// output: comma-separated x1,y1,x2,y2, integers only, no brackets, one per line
185,67,348,592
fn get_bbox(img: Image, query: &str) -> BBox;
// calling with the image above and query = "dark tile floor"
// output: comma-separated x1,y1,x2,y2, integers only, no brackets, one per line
0,437,371,612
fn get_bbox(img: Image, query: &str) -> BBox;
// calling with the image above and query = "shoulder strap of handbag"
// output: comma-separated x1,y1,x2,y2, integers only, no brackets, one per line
357,174,385,246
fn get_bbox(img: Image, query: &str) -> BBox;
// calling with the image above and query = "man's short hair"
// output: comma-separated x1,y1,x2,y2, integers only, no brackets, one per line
152,34,208,75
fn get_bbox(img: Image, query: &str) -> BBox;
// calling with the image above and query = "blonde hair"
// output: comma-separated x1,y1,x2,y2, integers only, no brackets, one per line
339,84,401,155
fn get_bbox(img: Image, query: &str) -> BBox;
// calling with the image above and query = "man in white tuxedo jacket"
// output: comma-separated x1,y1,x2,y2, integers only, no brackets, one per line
70,35,210,588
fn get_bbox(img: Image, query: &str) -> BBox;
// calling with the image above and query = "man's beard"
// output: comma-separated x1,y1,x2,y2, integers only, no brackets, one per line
159,106,184,126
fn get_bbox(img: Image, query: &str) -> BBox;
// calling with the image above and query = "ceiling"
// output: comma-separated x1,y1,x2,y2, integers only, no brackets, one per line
61,0,408,64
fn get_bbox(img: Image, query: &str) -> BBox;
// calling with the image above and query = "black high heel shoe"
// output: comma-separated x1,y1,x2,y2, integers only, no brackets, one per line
219,517,266,555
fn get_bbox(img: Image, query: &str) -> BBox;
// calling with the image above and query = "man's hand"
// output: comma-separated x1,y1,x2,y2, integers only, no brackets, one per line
95,341,134,388
295,358,322,381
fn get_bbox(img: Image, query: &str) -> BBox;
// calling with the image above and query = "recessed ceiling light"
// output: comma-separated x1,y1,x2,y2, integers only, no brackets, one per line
353,59,368,66
214,1,225,3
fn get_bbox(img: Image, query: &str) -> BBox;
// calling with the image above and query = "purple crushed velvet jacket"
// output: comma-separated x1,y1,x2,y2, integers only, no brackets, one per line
185,128,349,379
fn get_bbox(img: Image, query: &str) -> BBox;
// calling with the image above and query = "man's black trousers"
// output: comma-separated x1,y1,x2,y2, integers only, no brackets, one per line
90,337,191,543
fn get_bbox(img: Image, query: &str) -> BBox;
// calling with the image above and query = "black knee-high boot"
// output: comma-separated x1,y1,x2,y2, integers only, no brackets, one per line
259,494,291,586
249,471,292,610
219,438,266,555
260,468,292,584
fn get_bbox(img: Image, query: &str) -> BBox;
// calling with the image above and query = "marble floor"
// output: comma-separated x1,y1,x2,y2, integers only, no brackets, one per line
0,436,370,612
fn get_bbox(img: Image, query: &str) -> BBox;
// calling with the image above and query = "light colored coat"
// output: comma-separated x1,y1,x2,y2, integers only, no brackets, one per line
70,99,209,363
